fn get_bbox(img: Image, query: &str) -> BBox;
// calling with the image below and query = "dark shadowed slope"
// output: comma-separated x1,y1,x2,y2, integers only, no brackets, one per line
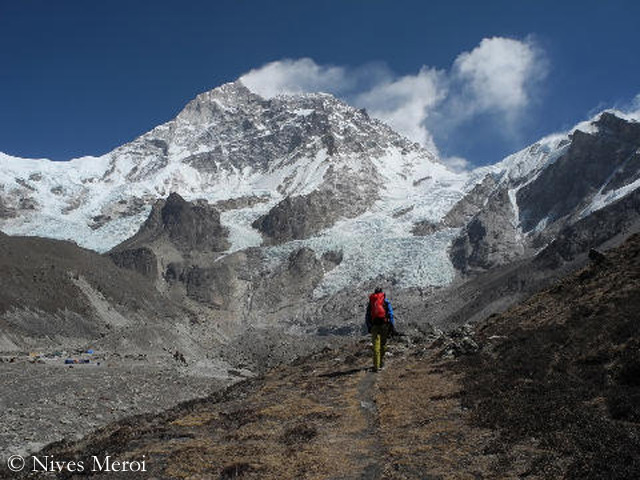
456,232,640,479
0,232,181,351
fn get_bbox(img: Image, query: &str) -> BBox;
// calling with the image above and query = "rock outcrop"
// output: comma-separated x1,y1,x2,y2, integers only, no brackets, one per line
253,165,380,244
109,246,158,279
517,112,640,232
450,187,524,272
114,192,229,254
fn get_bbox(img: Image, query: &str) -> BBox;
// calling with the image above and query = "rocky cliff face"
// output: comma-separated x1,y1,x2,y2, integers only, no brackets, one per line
450,112,640,273
252,168,378,244
108,192,230,282
113,192,229,253
450,187,524,273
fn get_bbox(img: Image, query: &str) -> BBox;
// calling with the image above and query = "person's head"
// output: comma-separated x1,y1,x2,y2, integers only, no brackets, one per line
374,287,383,294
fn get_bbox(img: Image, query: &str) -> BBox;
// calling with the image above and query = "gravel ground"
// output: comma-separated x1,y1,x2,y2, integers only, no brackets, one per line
0,353,229,460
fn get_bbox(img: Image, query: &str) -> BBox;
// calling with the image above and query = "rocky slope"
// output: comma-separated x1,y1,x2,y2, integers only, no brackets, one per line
451,112,640,273
0,231,180,353
456,232,640,479
0,228,340,458
9,233,638,480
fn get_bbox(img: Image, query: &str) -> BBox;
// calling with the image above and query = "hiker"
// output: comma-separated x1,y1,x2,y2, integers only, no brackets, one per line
365,287,396,372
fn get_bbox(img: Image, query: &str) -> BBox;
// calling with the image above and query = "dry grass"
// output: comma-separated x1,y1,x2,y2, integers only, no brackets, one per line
131,356,383,479
376,356,497,479
170,411,220,427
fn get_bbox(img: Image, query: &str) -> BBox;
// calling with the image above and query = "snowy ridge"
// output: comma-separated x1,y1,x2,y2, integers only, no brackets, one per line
465,109,640,234
580,146,640,219
469,108,640,190
2,80,640,294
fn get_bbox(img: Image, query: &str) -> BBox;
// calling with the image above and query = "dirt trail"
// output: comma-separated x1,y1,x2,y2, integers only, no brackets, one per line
356,370,383,479
375,350,495,479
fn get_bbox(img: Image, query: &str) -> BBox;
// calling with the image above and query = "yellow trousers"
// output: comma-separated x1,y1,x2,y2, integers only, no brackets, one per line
371,323,391,370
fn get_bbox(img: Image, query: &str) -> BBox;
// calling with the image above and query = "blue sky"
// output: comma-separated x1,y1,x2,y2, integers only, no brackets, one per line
0,0,638,167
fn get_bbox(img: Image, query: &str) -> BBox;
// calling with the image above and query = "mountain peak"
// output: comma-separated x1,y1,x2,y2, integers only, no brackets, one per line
0,75,451,257
176,80,264,124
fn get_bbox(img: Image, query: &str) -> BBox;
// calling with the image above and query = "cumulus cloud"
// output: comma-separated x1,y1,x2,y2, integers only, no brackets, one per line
354,67,447,152
240,58,352,98
238,37,548,170
453,37,547,115
440,156,470,173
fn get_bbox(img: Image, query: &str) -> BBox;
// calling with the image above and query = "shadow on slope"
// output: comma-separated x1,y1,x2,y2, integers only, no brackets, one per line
457,232,640,478
0,231,180,349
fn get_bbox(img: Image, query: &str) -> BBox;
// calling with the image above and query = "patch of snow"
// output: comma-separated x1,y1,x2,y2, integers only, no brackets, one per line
579,150,640,219
507,188,522,241
220,205,271,253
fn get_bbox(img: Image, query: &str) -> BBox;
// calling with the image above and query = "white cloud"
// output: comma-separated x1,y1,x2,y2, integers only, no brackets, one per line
239,58,351,98
452,36,547,116
238,37,548,168
354,67,447,152
440,156,470,173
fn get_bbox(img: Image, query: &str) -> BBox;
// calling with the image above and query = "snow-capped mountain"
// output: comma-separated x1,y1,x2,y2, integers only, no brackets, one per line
451,111,640,272
1,79,640,295
0,81,469,294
